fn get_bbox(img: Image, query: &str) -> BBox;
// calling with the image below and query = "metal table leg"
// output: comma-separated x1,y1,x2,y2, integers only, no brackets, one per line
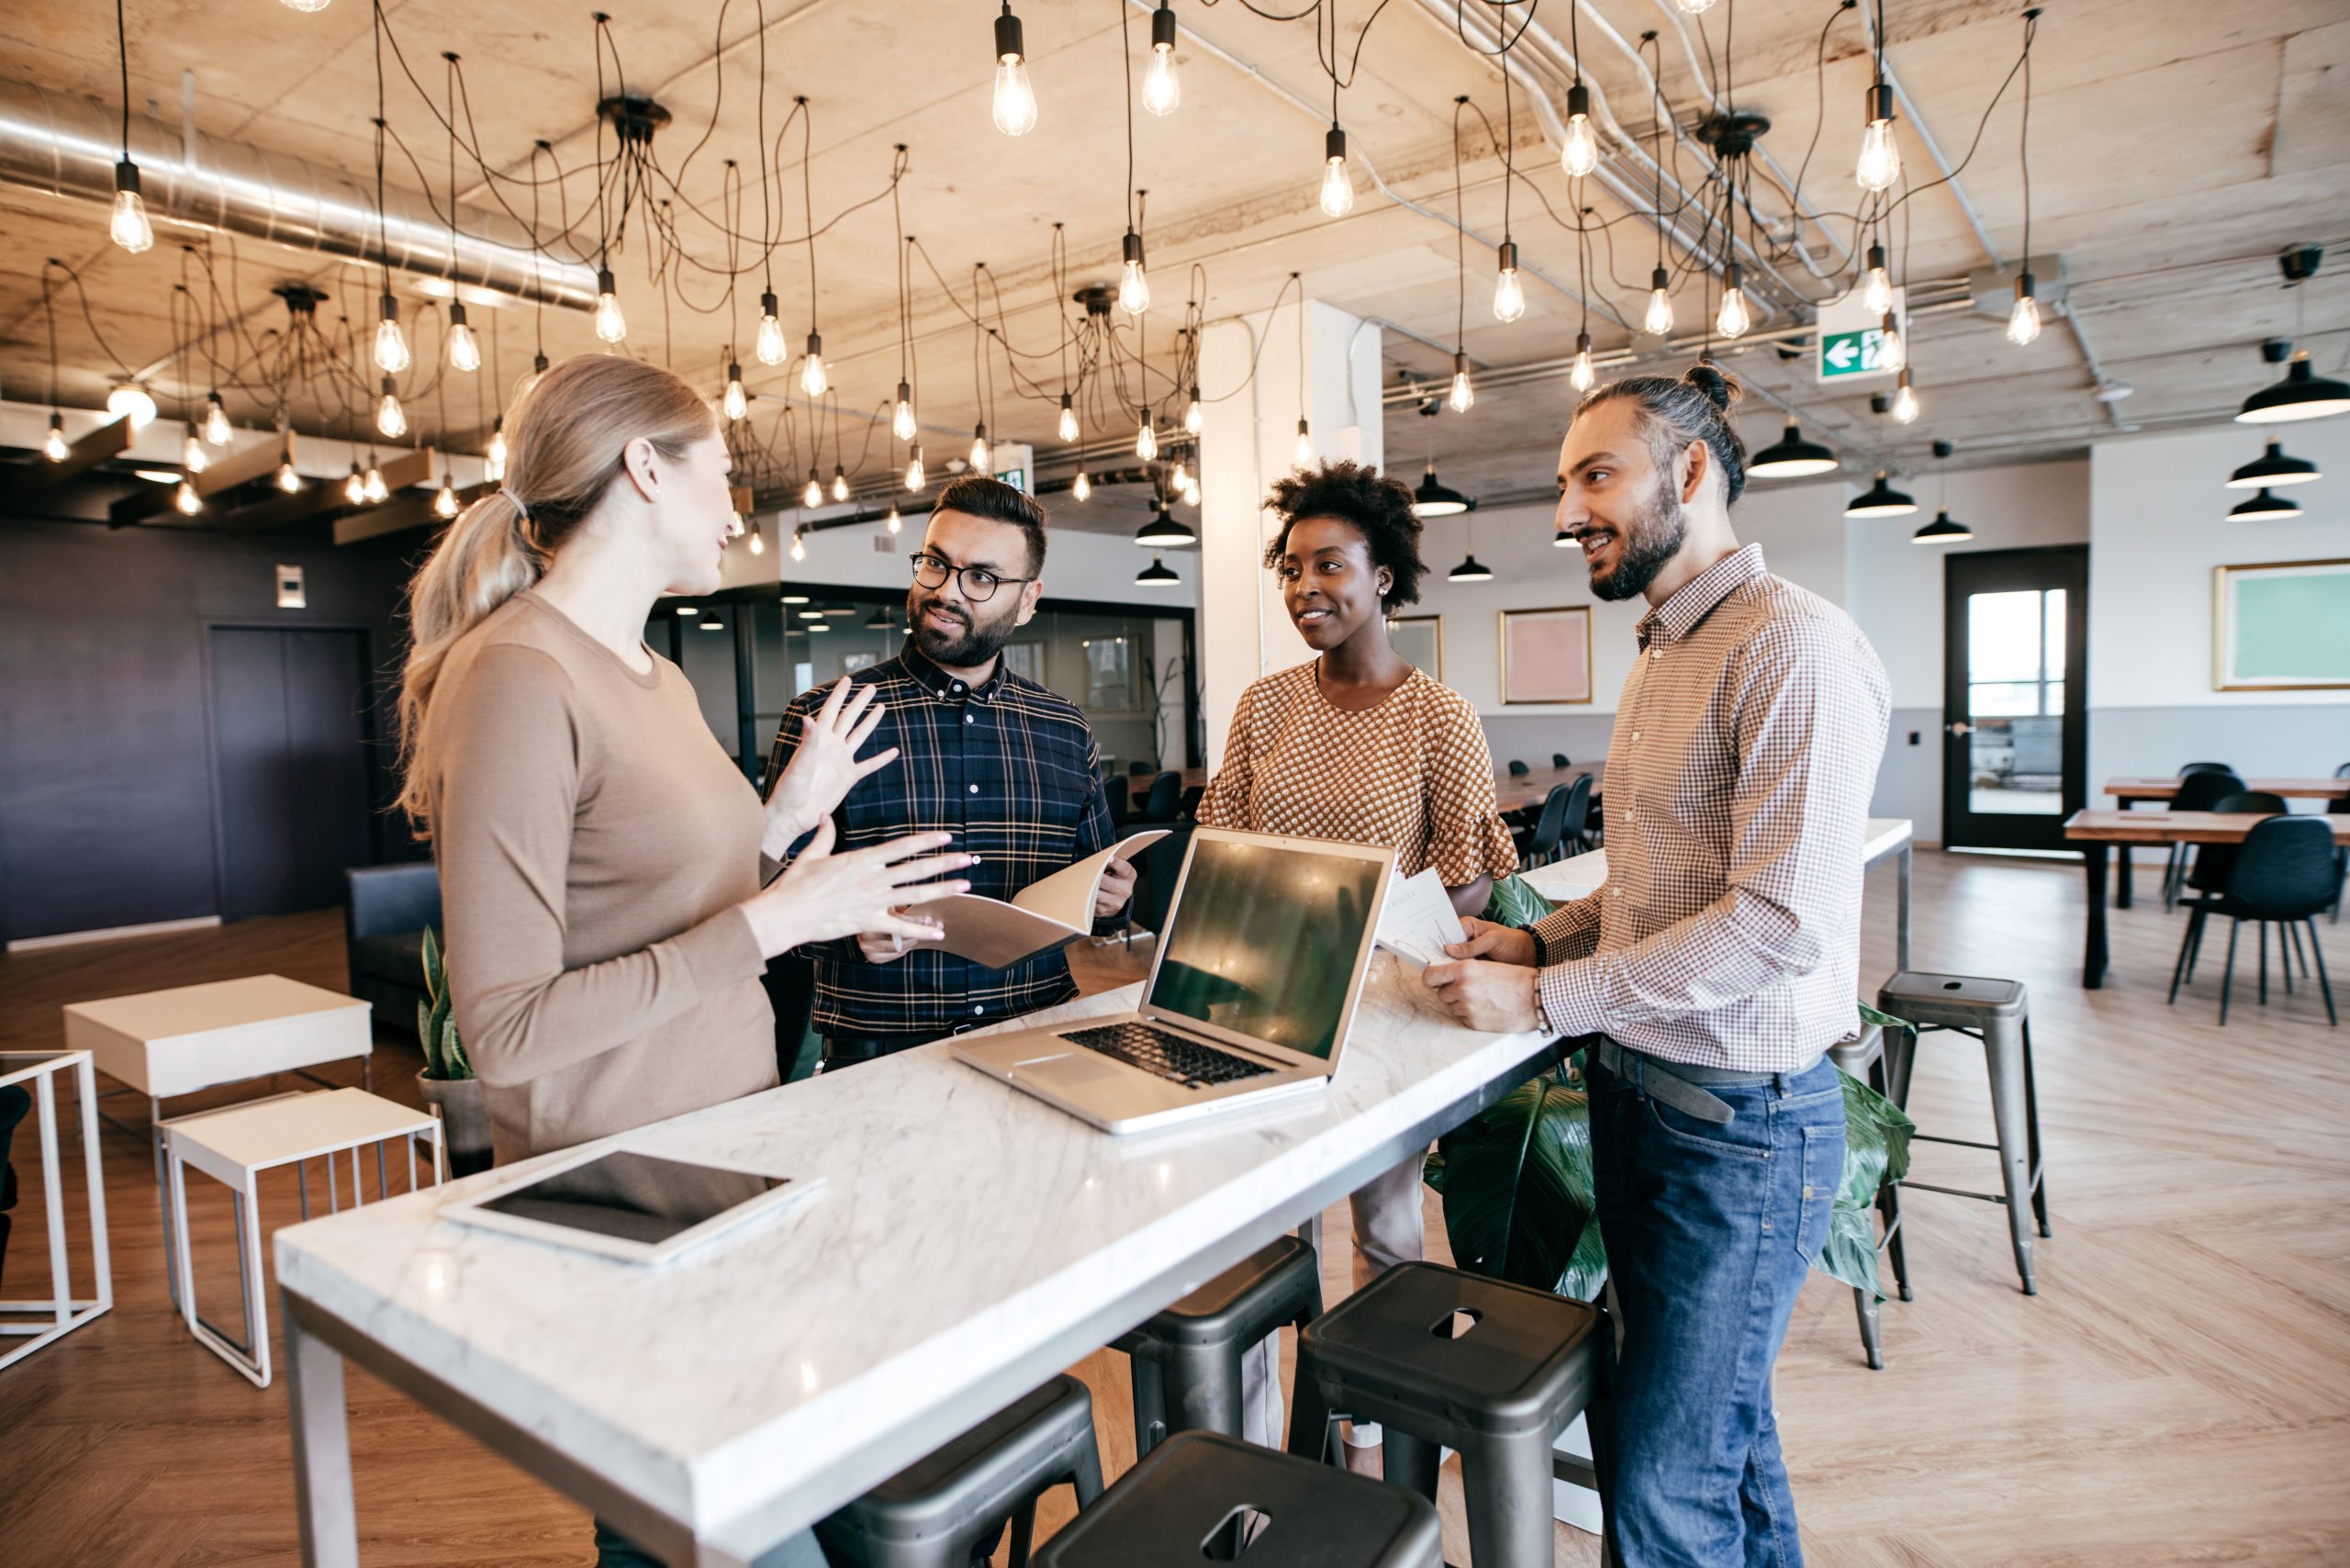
1896,843,1912,973
287,1307,360,1568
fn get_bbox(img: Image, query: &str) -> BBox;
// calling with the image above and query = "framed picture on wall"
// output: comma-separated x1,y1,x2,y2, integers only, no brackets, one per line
1499,607,1594,705
1387,615,1443,680
2214,558,2350,690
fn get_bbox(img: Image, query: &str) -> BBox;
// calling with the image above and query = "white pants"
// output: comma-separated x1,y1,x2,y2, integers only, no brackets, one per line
1237,1148,1427,1448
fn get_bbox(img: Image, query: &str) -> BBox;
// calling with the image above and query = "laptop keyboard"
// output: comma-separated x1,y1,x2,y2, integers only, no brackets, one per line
1062,1021,1277,1088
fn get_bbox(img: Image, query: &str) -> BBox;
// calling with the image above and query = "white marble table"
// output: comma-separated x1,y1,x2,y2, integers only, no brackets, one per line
1522,817,1915,970
275,956,1568,1567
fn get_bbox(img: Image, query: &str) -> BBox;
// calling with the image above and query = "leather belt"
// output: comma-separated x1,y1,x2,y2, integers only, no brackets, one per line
1588,1036,1775,1126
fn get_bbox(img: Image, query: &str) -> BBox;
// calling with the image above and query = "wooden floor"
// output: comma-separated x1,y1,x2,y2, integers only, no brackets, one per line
2,851,2345,1566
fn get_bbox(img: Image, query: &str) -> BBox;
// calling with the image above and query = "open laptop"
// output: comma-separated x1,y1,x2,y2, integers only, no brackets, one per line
951,827,1395,1135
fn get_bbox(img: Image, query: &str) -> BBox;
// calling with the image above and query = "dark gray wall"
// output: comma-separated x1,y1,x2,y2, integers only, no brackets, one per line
0,516,422,943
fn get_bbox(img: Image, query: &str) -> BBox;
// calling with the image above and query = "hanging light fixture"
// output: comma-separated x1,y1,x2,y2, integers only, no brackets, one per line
1144,2,1180,116
801,333,828,398
1136,409,1158,461
1136,555,1181,587
1844,471,1918,518
1183,386,1204,434
1863,243,1893,315
969,423,991,472
182,423,209,476
1571,332,1597,394
1136,498,1195,547
1911,441,1971,542
2226,441,2321,487
1554,525,1582,549
891,382,918,442
1119,231,1152,316
203,392,233,446
1448,550,1493,583
343,463,366,506
1561,82,1601,179
2005,10,2042,349
1292,418,1315,467
745,521,764,555
1672,0,1718,12
372,293,411,374
592,268,627,344
1071,470,1091,502
274,438,301,493
991,2,1038,136
1493,241,1527,325
43,412,69,462
173,478,202,516
1891,368,1921,424
723,363,748,422
108,0,153,253
108,382,158,429
790,527,808,562
2229,487,2303,521
756,291,787,366
1856,84,1900,193
364,459,389,504
1717,263,1752,339
446,304,480,373
905,443,927,491
866,604,897,630
1644,267,1676,336
886,503,903,534
832,465,850,503
1449,353,1475,413
2007,275,2042,347
1877,312,1906,373
1411,467,1472,518
433,476,461,519
1749,420,1839,479
486,417,508,482
1319,124,1356,218
376,379,407,440
2237,353,2350,423
280,0,332,14
1058,392,1080,442
803,468,824,509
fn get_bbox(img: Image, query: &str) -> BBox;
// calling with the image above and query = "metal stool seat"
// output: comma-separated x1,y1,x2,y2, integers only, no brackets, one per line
1286,1260,1612,1568
817,1374,1104,1568
1876,970,2051,1296
1113,1234,1323,1457
1826,1024,1911,1370
1031,1429,1440,1568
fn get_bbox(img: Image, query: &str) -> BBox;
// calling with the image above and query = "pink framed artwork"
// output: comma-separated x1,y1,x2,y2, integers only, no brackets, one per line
1499,607,1594,705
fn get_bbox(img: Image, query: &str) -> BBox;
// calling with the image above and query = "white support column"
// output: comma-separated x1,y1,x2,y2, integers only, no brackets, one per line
1196,297,1382,768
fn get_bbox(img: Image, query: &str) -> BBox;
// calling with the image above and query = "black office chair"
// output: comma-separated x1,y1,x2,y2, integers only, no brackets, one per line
2328,793,2347,924
1102,778,1133,831
1506,759,1531,778
1138,771,1183,823
2162,769,2248,908
1512,784,1572,868
2180,762,2236,776
2333,762,2350,779
1557,772,1597,857
2170,814,2337,1026
0,1084,26,1296
1176,784,1203,821
1127,759,1156,780
2184,791,2289,902
1550,752,1572,768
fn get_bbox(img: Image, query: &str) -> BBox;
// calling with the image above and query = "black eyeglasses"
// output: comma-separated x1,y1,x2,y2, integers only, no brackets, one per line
910,552,1034,603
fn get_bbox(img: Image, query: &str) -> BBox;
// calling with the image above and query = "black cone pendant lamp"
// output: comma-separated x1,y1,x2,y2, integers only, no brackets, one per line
1844,470,1918,518
2237,353,2350,424
2226,441,2321,488
2229,487,2302,521
1136,494,1197,547
1413,467,1473,518
1136,555,1181,586
1749,420,1840,479
1913,441,1973,543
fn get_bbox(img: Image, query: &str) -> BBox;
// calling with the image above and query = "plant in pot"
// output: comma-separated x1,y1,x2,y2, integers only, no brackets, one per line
416,926,494,1176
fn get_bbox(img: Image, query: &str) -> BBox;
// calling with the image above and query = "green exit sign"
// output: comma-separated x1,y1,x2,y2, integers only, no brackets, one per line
1819,327,1895,380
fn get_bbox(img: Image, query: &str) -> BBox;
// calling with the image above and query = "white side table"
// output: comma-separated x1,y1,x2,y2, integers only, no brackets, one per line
0,1050,113,1371
63,976,373,1309
163,1088,441,1387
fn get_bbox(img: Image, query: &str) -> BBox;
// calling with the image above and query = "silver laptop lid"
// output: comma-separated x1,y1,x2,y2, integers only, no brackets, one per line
1139,828,1395,1070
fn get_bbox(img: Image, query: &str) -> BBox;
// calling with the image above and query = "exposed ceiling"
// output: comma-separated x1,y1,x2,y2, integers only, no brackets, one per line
2,0,2346,535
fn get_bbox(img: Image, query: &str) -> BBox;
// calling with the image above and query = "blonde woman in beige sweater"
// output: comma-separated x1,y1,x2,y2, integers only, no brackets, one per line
398,354,972,1172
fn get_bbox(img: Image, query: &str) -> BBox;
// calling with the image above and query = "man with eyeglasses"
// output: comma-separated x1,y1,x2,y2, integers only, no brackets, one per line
765,476,1135,1073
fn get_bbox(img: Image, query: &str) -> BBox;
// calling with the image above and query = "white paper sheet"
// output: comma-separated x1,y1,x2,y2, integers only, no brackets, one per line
1375,867,1468,970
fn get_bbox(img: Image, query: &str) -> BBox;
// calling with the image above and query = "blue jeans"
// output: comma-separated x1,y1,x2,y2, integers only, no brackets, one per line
1588,1048,1843,1568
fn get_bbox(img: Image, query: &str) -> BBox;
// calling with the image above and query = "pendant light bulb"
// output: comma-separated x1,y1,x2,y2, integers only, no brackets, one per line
446,304,480,373
374,295,411,374
1643,267,1675,337
991,4,1038,136
174,478,202,516
1144,3,1181,116
375,381,407,440
280,0,332,12
1118,231,1151,316
832,465,850,503
970,424,991,473
364,462,388,504
1171,457,1190,489
748,526,764,554
1561,84,1600,178
887,504,903,534
276,450,301,493
1318,126,1355,218
1294,419,1315,467
1058,393,1080,443
1672,0,1718,12
1181,476,1201,507
906,444,927,491
800,468,822,509
1855,86,1900,193
1184,386,1203,435
183,426,209,475
1449,351,1475,414
1136,410,1158,462
592,269,626,344
43,412,68,462
801,333,828,398
755,292,787,366
1072,470,1091,502
203,393,233,446
892,382,917,442
2007,273,2042,346
790,528,807,563
110,162,154,253
1862,244,1893,316
1717,264,1752,340
1492,241,1526,325
1877,312,1906,374
486,417,508,482
108,382,158,429
1892,369,1920,425
1571,332,1596,393
344,464,366,506
722,363,747,423
433,478,460,520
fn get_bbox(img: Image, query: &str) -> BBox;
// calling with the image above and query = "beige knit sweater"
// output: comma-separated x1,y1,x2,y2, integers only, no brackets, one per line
416,589,775,1162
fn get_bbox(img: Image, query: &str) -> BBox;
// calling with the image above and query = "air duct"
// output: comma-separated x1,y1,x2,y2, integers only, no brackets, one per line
0,76,595,308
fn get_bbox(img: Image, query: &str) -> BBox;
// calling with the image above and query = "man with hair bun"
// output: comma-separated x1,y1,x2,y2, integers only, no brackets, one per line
1427,364,1891,1564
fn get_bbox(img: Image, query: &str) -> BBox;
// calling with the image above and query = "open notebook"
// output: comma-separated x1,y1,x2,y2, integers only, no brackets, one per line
923,830,1169,969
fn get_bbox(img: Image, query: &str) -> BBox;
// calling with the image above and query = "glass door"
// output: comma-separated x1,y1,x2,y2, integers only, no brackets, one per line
1942,545,2088,853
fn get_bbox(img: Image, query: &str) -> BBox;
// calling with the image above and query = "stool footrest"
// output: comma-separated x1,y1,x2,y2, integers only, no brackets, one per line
1551,1453,1599,1491
1912,1133,2000,1151
1899,1180,2009,1206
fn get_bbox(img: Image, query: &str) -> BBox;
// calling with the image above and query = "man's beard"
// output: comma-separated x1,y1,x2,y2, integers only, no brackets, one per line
908,590,1017,666
1590,472,1688,602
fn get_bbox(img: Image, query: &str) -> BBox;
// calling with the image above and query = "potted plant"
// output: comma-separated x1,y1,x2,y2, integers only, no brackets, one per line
415,926,494,1176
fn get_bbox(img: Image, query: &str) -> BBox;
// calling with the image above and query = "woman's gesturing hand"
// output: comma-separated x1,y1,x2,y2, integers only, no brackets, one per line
742,821,975,958
763,678,899,859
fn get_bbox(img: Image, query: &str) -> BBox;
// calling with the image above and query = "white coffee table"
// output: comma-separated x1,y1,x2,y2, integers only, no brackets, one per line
0,1050,113,1371
63,976,373,1308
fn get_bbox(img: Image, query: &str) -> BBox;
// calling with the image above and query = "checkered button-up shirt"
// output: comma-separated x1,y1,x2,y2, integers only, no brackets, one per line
764,645,1115,1042
1529,544,1891,1071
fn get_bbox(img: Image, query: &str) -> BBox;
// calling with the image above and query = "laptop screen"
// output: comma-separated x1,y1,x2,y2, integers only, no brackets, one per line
1146,835,1385,1060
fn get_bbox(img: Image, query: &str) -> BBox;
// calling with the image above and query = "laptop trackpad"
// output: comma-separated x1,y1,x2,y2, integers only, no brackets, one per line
1012,1052,1130,1091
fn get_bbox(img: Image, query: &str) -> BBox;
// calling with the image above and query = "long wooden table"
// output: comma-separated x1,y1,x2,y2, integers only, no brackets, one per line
2063,810,2350,988
2101,778,2344,909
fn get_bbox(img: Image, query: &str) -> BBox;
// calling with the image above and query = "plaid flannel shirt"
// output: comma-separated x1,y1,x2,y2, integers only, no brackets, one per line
764,644,1116,1042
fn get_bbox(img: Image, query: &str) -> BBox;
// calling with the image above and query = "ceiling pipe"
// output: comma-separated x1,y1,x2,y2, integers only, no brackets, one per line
0,76,596,308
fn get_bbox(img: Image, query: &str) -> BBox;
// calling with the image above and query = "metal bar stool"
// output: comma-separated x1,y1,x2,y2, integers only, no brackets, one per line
816,1374,1103,1568
1113,1234,1323,1458
1286,1260,1612,1568
1828,1024,1911,1370
1031,1429,1440,1568
1875,971,2051,1295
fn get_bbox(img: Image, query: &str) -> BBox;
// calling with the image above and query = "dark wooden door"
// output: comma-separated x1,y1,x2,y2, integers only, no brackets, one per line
209,627,375,919
1941,546,2089,853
